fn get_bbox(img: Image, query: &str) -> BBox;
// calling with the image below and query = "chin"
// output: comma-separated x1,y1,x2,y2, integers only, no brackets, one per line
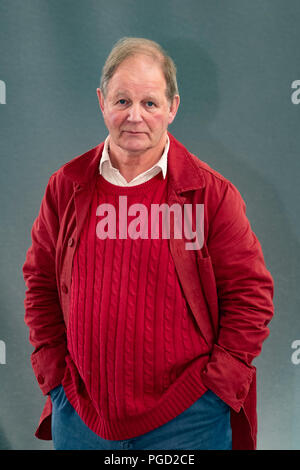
122,145,149,154
119,137,151,152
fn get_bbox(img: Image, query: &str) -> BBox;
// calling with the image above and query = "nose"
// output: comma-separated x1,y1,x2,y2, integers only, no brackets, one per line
127,103,143,122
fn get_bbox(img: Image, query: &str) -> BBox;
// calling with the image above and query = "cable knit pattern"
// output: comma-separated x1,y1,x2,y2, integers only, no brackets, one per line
62,172,210,440
162,253,176,392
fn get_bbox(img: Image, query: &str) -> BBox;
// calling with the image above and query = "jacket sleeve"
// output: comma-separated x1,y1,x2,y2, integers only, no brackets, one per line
23,173,67,396
200,181,274,412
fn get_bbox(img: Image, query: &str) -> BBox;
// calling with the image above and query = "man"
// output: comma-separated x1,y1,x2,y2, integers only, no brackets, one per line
23,37,274,450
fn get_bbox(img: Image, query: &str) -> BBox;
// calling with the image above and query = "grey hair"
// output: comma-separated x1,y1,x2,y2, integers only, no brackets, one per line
99,37,179,103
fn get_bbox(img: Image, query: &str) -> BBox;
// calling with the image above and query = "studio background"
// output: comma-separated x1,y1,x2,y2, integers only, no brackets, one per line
0,0,299,450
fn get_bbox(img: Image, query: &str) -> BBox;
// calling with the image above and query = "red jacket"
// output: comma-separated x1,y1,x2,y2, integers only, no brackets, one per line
23,132,274,449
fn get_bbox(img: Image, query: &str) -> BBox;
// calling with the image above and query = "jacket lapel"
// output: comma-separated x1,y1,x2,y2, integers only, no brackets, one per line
166,134,217,345
63,142,104,241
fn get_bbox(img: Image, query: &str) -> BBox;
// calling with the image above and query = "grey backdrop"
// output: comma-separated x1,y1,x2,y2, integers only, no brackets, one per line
0,0,299,450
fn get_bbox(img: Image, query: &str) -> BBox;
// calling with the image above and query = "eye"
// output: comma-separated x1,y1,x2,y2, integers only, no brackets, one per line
118,99,127,105
146,101,155,107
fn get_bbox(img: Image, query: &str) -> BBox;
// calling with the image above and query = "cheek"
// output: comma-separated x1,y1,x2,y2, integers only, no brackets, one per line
150,113,169,130
105,110,124,129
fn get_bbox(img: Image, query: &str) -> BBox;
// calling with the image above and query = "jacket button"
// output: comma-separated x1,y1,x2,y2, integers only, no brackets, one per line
236,389,244,400
61,283,68,294
68,237,74,247
37,374,45,384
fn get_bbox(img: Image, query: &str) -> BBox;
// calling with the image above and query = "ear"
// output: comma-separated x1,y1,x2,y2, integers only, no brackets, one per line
96,88,105,113
168,94,180,125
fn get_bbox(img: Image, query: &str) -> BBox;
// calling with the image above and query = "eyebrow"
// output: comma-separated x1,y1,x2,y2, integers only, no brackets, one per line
112,91,159,101
113,91,127,99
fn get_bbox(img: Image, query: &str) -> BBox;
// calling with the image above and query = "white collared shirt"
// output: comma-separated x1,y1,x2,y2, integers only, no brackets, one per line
99,135,169,186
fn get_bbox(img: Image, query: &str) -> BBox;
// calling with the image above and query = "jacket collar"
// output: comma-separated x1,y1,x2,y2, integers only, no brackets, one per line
62,132,205,193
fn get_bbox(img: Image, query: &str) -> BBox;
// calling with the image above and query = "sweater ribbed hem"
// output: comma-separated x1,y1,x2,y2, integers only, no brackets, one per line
62,355,209,441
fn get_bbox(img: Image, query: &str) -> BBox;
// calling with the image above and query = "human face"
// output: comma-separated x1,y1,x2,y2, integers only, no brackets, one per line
97,54,179,158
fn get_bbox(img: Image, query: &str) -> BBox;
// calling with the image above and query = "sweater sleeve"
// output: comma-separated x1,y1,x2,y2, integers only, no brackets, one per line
200,181,274,412
23,173,67,396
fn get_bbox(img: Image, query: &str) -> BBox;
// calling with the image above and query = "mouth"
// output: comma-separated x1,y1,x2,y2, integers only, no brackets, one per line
123,131,145,135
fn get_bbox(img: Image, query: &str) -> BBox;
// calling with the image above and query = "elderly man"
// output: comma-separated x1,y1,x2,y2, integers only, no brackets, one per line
23,37,274,450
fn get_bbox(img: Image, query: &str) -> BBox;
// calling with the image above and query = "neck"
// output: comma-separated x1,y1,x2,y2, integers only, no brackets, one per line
108,134,167,183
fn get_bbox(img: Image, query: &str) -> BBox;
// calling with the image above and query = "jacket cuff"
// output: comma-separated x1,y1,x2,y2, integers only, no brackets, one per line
200,344,255,412
31,342,68,395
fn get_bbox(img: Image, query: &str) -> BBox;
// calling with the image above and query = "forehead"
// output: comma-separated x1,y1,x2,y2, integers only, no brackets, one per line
107,54,167,96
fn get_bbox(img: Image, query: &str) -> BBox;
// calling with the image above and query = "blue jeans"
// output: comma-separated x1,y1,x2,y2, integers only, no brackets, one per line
50,385,232,450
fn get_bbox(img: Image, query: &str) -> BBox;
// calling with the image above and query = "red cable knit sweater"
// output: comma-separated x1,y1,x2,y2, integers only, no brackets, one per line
62,171,210,440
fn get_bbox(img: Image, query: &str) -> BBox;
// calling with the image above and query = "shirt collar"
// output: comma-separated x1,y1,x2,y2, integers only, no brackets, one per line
99,134,169,180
